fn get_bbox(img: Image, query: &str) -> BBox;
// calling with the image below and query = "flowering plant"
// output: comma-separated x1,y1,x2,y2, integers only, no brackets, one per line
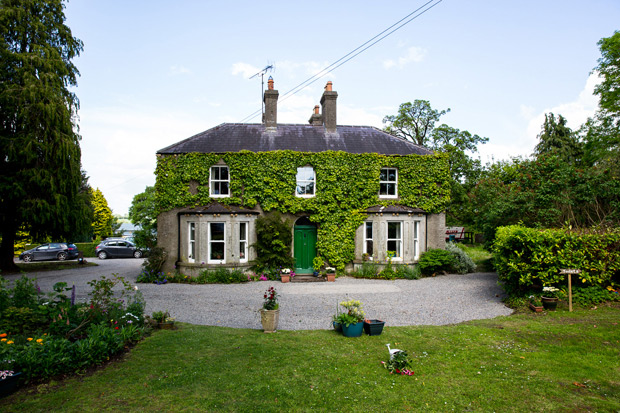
337,299,365,326
1,370,14,380
382,349,414,376
263,287,279,310
325,267,336,273
542,286,560,298
529,295,542,307
281,268,291,274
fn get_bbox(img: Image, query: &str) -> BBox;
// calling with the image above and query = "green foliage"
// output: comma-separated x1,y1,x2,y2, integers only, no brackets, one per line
156,151,450,271
534,113,582,163
337,299,365,325
129,186,158,249
445,242,476,274
571,286,620,307
262,286,279,310
74,242,97,257
10,276,39,309
418,249,456,275
0,307,46,335
383,349,413,375
90,188,114,240
382,100,450,145
251,211,295,272
492,225,620,295
593,30,620,115
312,256,324,271
196,268,247,284
0,0,87,272
142,246,167,274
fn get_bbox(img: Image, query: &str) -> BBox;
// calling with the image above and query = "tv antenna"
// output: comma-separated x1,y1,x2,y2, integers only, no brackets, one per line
249,64,274,119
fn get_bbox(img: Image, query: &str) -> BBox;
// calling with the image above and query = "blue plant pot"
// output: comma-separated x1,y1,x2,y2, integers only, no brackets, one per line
341,321,364,337
0,372,22,398
333,321,342,332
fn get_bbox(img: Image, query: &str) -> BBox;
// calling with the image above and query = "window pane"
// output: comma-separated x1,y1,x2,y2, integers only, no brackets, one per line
212,167,220,180
387,240,401,257
210,242,224,260
297,167,315,181
365,222,372,238
305,182,314,195
239,242,246,259
296,184,306,195
240,223,247,241
388,170,396,181
220,181,229,195
211,223,225,241
414,221,419,239
366,240,373,256
388,222,401,239
380,169,387,181
220,167,228,180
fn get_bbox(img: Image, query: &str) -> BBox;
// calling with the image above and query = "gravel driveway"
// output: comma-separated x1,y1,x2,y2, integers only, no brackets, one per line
6,259,513,330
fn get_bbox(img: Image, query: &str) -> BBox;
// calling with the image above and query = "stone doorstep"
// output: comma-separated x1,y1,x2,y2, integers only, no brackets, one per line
291,274,326,283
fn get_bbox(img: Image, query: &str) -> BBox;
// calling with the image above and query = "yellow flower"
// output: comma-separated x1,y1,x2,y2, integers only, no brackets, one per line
27,337,33,341
7,340,13,344
0,338,6,342
36,338,43,343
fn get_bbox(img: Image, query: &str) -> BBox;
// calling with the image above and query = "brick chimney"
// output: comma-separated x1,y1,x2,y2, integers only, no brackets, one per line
308,105,322,126
320,81,338,132
263,76,278,129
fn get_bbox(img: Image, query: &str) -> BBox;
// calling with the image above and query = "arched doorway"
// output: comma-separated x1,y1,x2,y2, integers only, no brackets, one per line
293,217,317,274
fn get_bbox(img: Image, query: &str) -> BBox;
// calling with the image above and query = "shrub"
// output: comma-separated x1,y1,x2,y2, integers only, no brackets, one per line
493,225,620,294
446,242,476,274
394,264,420,280
141,246,167,274
572,286,620,307
251,212,295,273
197,268,247,284
418,249,456,276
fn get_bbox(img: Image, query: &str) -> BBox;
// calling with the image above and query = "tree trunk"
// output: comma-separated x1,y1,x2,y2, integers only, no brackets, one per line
0,214,19,273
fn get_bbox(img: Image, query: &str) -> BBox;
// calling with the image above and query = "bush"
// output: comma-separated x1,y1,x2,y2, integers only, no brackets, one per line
418,249,456,276
446,242,476,274
572,286,620,307
141,246,167,274
493,225,620,294
196,268,247,284
251,212,295,273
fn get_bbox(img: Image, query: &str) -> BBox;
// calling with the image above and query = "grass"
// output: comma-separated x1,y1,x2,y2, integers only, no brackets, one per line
2,305,619,412
460,243,494,271
6,260,98,274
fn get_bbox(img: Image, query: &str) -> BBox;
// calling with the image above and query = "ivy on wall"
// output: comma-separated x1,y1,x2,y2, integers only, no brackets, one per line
155,151,450,270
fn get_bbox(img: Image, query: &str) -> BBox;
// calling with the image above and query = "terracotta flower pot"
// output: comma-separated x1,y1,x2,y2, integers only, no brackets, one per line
326,273,335,282
281,275,290,283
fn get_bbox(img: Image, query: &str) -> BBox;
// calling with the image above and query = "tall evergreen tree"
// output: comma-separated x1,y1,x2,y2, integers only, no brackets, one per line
91,188,114,240
0,0,85,271
533,113,582,163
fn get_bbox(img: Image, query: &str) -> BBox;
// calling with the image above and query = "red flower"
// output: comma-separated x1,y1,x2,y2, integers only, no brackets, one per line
115,327,119,330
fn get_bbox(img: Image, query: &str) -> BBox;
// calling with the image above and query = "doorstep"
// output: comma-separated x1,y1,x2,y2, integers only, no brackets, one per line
291,274,326,283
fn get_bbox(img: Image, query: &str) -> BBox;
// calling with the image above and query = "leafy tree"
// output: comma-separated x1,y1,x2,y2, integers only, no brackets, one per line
251,211,295,273
91,188,114,240
383,100,450,145
593,30,620,115
0,0,85,271
533,113,582,163
128,186,158,249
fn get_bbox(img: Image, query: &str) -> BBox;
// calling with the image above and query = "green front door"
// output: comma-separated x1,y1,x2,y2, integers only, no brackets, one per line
294,225,317,274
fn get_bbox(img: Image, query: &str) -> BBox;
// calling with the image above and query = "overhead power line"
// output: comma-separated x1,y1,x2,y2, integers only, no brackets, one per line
239,0,443,123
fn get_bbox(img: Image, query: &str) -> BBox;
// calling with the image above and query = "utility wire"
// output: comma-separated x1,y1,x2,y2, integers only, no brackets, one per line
239,0,443,123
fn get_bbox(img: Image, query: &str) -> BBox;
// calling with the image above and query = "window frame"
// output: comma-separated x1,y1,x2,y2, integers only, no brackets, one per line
188,222,196,263
386,221,403,261
413,220,420,261
379,168,398,198
295,166,316,198
363,221,374,257
208,222,226,264
210,165,230,198
239,222,248,263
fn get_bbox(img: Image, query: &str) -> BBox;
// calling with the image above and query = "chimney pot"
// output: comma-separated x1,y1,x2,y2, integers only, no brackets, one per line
314,105,320,115
267,76,274,90
325,81,332,92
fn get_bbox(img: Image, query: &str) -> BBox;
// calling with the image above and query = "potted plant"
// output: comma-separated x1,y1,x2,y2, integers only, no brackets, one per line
280,268,293,283
325,266,336,282
152,310,175,329
0,370,21,398
312,256,324,277
338,299,366,337
528,295,544,312
541,286,560,311
260,286,279,333
363,319,385,335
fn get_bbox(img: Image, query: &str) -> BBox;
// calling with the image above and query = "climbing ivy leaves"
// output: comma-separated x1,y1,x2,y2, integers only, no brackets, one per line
156,151,450,270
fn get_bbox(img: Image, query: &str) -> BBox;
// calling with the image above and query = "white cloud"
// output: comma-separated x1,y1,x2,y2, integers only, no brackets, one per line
524,73,601,144
169,65,191,75
231,62,261,78
383,46,427,70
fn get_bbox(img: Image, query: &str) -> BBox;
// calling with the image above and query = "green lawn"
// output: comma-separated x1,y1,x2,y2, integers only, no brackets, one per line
460,243,494,271
2,304,619,412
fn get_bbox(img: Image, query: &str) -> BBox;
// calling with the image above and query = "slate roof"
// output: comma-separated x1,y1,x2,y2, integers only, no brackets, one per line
157,123,433,156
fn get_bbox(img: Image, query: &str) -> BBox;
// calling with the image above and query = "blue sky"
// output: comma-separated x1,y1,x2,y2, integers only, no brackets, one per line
64,1,620,215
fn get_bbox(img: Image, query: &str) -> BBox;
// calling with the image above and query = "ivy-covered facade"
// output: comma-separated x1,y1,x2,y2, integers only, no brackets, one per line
155,80,450,275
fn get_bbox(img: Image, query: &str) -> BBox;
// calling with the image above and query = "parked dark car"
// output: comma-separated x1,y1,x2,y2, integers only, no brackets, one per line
19,243,80,262
95,239,143,259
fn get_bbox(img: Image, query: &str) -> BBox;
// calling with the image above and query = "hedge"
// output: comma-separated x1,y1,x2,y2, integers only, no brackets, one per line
493,225,620,294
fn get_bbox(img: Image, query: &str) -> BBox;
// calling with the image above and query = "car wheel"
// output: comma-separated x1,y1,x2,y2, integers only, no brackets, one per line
57,252,67,261
98,251,108,260
133,250,143,258
23,254,33,262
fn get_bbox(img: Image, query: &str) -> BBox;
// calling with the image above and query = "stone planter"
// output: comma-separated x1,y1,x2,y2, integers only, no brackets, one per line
260,309,279,333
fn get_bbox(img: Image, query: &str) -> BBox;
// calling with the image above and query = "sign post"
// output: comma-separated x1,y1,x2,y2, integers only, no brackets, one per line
560,269,581,312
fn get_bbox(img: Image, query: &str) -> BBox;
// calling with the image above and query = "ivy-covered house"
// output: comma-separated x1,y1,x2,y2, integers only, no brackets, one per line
156,79,450,276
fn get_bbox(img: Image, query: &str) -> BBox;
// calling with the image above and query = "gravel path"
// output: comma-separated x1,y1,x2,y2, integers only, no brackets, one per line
6,259,513,330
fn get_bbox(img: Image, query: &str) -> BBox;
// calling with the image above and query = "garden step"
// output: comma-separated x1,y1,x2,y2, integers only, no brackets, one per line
291,274,326,283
